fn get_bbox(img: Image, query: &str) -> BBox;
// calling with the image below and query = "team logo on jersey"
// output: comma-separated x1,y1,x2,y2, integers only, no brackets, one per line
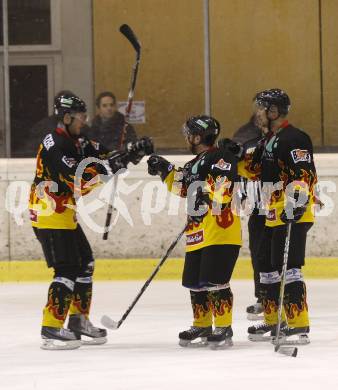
211,159,231,171
186,230,204,246
62,156,76,168
43,134,55,150
291,149,311,163
266,209,277,221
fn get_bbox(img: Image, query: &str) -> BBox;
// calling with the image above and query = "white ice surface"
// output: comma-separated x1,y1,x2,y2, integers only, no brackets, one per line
1,280,338,390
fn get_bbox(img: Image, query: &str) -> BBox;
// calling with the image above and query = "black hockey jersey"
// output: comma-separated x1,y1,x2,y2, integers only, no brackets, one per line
239,120,317,227
29,126,109,229
164,147,242,251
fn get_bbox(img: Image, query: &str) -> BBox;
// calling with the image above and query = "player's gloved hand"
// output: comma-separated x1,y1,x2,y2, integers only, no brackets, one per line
107,150,129,174
217,138,243,158
188,187,210,224
147,154,174,181
127,136,154,164
280,191,308,224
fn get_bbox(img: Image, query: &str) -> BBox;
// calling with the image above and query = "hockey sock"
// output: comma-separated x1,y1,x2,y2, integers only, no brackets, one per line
260,271,286,325
284,280,309,328
262,282,287,325
208,287,233,327
69,276,93,318
42,278,74,328
190,290,212,327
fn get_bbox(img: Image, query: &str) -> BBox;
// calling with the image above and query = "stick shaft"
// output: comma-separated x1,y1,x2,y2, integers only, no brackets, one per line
275,223,292,346
116,224,187,328
103,25,141,240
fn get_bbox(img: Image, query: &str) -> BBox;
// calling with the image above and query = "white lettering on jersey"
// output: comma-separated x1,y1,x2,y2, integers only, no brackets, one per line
266,209,277,221
211,159,231,171
62,156,76,168
43,134,55,150
186,230,204,246
291,149,311,163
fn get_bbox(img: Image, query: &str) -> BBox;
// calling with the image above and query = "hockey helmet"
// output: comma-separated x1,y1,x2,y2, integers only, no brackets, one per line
182,115,221,146
254,88,291,116
54,94,87,120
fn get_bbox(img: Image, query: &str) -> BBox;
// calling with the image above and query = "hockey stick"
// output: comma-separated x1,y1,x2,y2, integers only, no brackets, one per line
101,223,188,329
102,24,141,240
274,222,298,357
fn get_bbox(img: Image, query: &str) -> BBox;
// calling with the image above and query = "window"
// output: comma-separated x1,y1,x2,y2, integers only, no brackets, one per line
10,65,48,157
0,0,51,45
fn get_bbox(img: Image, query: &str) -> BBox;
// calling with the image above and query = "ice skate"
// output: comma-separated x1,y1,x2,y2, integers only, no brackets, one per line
272,325,310,346
207,326,233,349
246,300,264,321
178,326,212,348
247,321,281,342
68,314,107,345
41,326,81,350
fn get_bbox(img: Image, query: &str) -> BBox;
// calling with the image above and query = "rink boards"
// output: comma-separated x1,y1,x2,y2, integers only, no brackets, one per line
1,257,338,282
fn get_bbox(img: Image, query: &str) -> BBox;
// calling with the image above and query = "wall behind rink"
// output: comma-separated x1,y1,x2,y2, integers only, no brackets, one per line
93,0,338,149
0,155,337,261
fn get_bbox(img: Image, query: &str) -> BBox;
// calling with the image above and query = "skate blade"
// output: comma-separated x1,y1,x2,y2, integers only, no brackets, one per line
179,337,209,348
81,336,108,346
41,338,81,350
247,313,264,321
248,334,272,342
272,334,310,346
208,339,233,350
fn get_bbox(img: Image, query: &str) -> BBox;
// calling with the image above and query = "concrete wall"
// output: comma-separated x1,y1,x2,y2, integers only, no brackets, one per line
0,154,338,261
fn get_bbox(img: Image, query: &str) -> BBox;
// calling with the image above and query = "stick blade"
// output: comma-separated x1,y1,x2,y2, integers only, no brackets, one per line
119,24,141,52
101,315,119,330
275,345,298,357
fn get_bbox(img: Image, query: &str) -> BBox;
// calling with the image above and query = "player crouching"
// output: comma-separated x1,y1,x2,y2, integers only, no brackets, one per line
147,116,241,349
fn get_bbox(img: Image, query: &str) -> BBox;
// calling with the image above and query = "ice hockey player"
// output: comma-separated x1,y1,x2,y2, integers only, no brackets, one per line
147,116,241,349
228,88,317,345
232,99,266,321
29,93,153,350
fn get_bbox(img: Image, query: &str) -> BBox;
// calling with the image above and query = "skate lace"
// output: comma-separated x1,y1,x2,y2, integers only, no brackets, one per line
188,327,204,335
213,327,228,335
254,322,271,330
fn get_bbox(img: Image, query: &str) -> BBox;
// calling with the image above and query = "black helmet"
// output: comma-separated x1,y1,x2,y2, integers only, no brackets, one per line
54,94,87,120
254,88,291,116
183,115,221,146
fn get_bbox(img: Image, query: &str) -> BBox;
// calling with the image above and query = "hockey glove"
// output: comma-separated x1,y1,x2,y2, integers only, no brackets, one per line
188,187,210,224
280,191,308,224
127,137,154,165
107,150,130,174
217,138,243,158
147,154,173,181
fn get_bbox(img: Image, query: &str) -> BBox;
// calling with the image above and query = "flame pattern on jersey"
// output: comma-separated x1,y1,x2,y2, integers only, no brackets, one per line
165,148,242,252
238,122,318,227
29,127,109,229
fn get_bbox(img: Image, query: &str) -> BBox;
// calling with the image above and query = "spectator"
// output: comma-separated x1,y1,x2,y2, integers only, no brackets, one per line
84,91,137,151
